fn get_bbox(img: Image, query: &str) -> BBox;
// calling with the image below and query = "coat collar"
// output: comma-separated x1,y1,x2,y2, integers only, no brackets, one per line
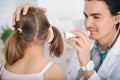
98,35,120,77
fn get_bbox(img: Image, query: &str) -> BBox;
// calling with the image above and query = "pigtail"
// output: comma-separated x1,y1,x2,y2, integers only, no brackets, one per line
49,26,64,57
4,30,26,65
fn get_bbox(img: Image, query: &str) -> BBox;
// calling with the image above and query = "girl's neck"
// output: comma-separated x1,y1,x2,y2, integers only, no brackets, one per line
5,44,48,74
24,44,45,59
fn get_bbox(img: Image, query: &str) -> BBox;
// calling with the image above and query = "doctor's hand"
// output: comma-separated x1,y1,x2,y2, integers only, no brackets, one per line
12,2,47,25
67,30,91,66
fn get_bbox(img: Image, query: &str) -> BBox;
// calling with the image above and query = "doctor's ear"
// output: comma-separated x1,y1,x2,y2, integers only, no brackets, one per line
114,16,120,23
115,17,118,21
114,16,120,25
117,12,120,22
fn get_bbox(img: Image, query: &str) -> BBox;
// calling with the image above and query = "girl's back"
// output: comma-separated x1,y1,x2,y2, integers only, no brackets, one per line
0,7,64,80
1,57,63,80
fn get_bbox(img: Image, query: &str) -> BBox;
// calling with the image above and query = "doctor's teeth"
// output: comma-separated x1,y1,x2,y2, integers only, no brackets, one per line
87,31,90,36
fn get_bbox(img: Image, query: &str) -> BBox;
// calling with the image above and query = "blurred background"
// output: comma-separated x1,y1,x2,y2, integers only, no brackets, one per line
0,0,85,79
0,0,85,29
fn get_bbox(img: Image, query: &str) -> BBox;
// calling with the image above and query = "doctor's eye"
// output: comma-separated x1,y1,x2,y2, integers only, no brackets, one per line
93,16,100,19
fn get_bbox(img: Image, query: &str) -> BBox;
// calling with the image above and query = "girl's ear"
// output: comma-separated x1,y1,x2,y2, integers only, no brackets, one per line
45,30,50,43
45,28,54,43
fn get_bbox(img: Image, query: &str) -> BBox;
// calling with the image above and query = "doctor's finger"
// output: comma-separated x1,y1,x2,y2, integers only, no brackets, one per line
12,7,23,25
67,40,82,51
23,4,29,15
72,31,89,46
23,3,39,15
12,12,16,26
68,37,86,48
39,7,48,13
14,4,24,22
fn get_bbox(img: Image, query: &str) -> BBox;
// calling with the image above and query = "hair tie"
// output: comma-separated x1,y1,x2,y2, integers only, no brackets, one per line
17,28,22,33
48,25,54,43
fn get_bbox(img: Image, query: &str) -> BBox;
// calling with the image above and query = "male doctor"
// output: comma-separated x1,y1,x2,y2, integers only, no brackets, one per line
13,0,120,80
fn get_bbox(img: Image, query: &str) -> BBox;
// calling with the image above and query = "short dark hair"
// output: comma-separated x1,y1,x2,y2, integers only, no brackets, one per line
103,0,120,16
103,0,120,29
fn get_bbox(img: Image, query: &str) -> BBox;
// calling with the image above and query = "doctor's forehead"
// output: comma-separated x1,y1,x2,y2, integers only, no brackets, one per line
83,1,111,15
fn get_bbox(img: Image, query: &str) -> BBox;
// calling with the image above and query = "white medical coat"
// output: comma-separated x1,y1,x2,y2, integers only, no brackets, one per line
67,34,120,80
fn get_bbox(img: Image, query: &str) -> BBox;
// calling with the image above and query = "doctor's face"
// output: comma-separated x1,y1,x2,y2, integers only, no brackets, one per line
84,1,117,41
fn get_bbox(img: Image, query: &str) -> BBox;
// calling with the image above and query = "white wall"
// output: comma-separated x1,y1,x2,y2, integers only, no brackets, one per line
38,0,85,20
0,0,38,33
0,0,85,28
0,0,15,29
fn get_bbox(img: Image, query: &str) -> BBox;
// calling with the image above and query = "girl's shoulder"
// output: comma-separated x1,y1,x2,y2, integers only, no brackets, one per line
44,62,64,80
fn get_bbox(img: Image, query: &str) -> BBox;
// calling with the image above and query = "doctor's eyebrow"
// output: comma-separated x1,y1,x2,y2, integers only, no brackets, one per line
83,12,102,18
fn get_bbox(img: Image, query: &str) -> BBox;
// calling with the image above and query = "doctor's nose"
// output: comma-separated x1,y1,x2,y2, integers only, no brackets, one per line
84,18,94,28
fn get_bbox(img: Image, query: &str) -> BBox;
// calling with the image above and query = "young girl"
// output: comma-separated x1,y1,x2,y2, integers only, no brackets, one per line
0,7,64,80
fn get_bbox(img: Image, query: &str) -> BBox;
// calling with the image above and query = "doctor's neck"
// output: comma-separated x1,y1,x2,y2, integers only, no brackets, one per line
98,27,120,51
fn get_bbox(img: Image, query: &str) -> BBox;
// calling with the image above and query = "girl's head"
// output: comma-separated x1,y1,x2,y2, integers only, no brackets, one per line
5,7,64,65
